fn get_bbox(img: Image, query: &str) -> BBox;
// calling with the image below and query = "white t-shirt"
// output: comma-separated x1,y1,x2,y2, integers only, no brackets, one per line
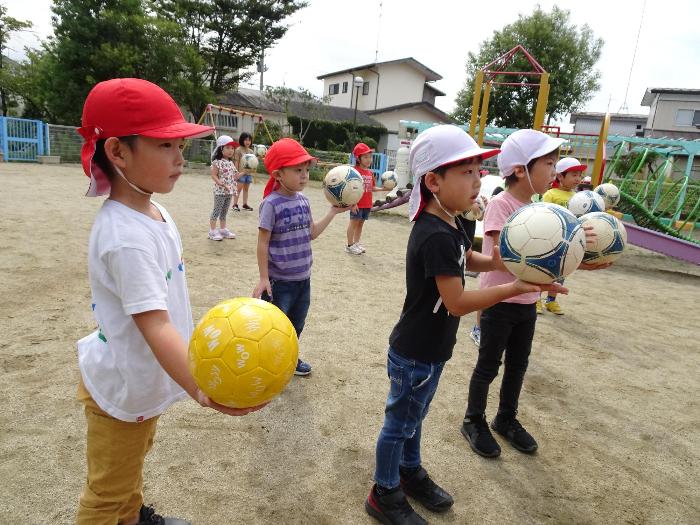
77,200,192,422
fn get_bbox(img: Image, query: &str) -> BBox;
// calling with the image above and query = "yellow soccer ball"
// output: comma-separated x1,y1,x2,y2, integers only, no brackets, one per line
188,297,299,408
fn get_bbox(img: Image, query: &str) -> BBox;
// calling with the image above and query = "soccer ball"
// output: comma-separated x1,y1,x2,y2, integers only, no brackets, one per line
460,194,486,221
188,297,298,408
381,170,397,190
499,203,586,284
567,190,606,217
241,153,259,171
578,212,627,264
254,144,267,158
594,183,620,209
322,165,365,206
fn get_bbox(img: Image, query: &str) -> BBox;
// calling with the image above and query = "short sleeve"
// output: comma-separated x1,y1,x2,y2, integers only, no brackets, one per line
104,247,168,315
259,199,276,231
542,190,554,203
422,233,464,279
482,198,511,237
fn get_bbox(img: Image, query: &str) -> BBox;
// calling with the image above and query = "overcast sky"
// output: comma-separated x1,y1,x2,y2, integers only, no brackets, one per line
6,0,700,126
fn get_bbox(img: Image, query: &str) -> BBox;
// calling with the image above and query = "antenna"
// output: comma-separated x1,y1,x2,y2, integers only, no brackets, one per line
374,1,383,62
619,0,646,113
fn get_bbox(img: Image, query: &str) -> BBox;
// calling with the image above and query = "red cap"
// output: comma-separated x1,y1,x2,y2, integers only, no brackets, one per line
78,78,214,197
263,138,316,197
352,142,374,158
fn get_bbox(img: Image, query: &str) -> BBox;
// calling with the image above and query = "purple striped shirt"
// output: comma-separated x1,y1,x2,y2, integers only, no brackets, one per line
259,191,313,280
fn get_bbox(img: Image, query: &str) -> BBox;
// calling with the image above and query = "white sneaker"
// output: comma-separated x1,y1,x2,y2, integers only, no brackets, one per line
208,230,223,241
355,243,366,253
345,244,362,255
219,228,236,239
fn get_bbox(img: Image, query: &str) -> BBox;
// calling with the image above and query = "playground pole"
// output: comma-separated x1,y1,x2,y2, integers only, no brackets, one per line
674,153,694,222
533,73,549,130
592,113,610,187
477,81,491,146
469,70,484,137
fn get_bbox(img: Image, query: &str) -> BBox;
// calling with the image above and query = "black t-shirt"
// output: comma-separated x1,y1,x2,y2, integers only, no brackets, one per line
389,212,470,363
456,215,476,246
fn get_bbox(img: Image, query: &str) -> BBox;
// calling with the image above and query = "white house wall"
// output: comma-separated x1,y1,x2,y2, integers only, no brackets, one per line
323,62,431,112
370,106,451,133
647,93,700,133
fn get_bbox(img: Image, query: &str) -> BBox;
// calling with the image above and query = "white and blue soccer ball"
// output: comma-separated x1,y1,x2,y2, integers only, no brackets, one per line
380,170,398,190
254,144,267,158
568,190,606,217
241,153,259,170
323,165,365,206
578,212,627,264
499,203,586,284
460,194,486,221
594,183,620,209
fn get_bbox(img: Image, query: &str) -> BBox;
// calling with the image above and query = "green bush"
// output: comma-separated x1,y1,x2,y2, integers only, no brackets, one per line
288,116,385,151
254,121,284,145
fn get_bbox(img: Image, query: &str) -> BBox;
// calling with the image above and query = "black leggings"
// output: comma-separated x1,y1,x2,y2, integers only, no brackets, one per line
465,302,537,419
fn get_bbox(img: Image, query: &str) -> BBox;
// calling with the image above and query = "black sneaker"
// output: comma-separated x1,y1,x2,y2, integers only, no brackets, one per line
242,204,254,211
137,504,191,525
461,414,501,458
400,466,454,513
365,485,427,525
231,204,240,211
491,414,538,454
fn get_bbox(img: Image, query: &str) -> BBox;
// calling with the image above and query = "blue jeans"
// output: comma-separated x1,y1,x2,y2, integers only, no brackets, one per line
374,348,445,489
264,278,311,338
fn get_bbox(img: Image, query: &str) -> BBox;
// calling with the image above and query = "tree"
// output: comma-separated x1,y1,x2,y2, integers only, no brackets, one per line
0,3,32,116
155,0,307,118
24,0,200,124
264,86,328,142
453,6,603,129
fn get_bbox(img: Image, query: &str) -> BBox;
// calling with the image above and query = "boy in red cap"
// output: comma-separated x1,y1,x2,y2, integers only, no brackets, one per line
346,142,386,255
76,78,266,525
253,138,349,376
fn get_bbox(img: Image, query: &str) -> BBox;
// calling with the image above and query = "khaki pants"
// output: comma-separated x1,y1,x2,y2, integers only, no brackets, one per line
76,381,159,525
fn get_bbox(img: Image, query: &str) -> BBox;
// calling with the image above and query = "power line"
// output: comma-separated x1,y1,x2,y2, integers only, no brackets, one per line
619,0,646,113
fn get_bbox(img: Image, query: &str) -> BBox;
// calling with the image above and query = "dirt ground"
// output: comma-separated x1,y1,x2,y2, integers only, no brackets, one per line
1,163,698,525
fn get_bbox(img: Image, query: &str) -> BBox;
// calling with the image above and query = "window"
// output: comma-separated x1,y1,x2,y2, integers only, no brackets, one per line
215,113,238,129
362,81,370,95
342,81,348,93
329,83,339,95
675,109,696,127
636,124,642,130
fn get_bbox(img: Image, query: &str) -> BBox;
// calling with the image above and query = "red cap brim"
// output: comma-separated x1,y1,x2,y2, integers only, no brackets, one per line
138,122,214,139
563,165,587,173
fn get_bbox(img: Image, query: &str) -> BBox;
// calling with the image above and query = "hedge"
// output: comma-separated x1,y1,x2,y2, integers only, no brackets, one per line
288,116,386,151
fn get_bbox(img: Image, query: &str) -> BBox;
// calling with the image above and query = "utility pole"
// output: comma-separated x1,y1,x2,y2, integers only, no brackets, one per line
258,47,265,92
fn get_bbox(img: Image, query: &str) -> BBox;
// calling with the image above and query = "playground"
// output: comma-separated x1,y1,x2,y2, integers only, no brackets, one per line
1,163,698,524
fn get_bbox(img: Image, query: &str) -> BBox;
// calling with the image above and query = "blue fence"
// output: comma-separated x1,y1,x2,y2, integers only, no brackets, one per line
0,117,48,161
348,152,389,182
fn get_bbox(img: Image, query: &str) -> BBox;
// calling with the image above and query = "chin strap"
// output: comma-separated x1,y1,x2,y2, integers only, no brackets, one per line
277,178,295,194
433,192,457,218
114,165,153,196
523,166,538,196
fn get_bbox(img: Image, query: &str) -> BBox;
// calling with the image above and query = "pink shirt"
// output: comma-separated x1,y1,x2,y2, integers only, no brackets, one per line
479,191,540,304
